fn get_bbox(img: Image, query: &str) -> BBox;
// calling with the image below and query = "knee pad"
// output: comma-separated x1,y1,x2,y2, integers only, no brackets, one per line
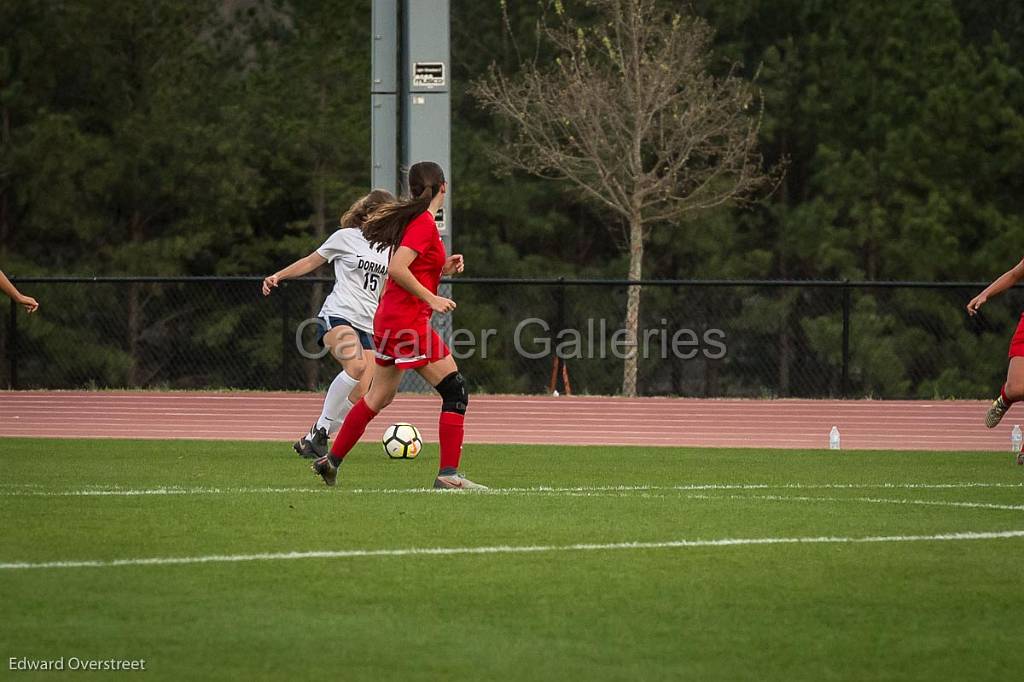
435,371,469,415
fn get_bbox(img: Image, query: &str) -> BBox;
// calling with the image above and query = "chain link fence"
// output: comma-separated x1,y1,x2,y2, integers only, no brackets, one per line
3,277,1019,398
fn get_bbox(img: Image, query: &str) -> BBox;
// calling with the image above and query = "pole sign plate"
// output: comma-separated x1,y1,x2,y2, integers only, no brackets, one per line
412,62,446,88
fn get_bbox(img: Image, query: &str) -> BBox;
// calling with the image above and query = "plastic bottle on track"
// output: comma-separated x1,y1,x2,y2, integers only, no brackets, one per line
829,426,841,451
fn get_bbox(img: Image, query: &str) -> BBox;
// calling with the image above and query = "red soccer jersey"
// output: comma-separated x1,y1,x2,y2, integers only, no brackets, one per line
375,211,446,333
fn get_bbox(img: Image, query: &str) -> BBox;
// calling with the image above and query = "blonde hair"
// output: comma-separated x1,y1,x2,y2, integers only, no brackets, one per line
340,189,397,229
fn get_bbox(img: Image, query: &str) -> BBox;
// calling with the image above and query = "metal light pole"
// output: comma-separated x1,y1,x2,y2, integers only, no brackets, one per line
371,0,400,196
372,1,452,392
371,0,451,250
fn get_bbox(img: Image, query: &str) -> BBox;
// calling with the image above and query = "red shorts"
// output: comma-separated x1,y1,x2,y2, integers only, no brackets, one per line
1010,314,1024,358
374,327,450,369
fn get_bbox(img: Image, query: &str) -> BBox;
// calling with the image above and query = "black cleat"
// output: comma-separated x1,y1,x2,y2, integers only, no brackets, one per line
986,397,1010,429
311,455,338,487
293,425,329,459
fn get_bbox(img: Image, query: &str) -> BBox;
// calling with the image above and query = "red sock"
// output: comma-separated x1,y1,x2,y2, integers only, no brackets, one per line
1002,385,1016,405
329,398,378,461
438,411,465,472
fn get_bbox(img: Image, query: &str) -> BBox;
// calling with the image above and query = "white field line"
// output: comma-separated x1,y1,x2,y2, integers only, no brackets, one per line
1,482,1022,497
0,486,668,500
687,493,1024,512
3,530,1023,571
0,486,334,497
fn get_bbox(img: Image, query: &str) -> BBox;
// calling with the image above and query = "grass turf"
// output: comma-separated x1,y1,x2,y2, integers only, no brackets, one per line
1,437,1022,681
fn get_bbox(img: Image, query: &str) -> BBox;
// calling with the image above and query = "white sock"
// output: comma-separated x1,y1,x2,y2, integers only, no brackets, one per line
322,399,355,436
315,371,359,435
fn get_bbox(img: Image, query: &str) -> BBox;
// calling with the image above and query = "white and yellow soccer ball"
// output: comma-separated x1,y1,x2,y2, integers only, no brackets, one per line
382,423,423,459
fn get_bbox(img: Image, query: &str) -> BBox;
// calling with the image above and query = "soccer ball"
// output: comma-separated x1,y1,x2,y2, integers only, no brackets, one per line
382,423,423,459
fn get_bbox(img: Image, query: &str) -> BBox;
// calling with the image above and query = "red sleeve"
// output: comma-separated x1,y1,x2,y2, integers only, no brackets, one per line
400,212,437,255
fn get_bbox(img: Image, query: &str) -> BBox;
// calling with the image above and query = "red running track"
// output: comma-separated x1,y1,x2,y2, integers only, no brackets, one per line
0,391,1016,451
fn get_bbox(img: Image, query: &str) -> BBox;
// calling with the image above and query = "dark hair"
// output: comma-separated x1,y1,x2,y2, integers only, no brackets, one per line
361,161,446,251
340,189,396,229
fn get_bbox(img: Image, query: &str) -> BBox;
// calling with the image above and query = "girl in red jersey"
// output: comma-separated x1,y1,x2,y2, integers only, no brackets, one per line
312,162,486,490
967,257,1024,430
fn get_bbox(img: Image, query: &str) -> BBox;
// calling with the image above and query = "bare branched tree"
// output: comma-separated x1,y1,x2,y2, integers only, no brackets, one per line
473,0,777,396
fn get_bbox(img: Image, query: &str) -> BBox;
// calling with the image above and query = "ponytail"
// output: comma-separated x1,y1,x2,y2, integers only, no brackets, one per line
361,161,446,252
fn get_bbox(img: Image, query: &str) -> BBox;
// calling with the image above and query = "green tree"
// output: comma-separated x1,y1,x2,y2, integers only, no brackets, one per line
696,0,1024,397
234,0,371,388
2,1,266,384
474,0,774,396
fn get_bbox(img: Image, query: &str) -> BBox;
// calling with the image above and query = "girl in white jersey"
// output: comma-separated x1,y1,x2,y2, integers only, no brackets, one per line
262,189,394,458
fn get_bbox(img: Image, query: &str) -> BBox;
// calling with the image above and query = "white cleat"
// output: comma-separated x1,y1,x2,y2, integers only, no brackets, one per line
433,473,488,491
985,397,1010,429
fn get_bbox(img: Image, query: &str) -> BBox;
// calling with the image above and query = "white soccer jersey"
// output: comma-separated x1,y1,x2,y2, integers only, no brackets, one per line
316,228,389,333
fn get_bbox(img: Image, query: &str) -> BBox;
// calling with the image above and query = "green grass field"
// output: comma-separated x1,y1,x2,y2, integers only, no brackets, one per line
1,438,1023,681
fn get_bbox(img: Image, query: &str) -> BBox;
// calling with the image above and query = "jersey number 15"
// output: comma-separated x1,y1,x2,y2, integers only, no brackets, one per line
363,273,380,292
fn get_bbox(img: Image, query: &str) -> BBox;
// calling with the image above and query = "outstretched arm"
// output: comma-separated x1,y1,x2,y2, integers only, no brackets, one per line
968,258,1024,316
262,252,327,296
0,270,39,313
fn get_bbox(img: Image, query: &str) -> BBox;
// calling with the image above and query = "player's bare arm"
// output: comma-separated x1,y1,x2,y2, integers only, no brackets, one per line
0,269,39,313
967,257,1024,315
262,252,328,296
388,246,455,313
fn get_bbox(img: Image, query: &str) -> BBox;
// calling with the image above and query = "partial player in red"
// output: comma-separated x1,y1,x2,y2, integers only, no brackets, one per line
0,269,39,313
967,257,1024,428
311,161,486,490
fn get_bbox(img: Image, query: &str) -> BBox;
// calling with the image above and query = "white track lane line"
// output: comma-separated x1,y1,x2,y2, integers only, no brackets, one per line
3,530,1023,571
0,400,990,416
0,405,992,421
2,482,1021,497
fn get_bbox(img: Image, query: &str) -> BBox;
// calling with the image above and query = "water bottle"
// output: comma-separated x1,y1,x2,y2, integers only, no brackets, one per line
829,426,841,450
1012,425,1022,453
